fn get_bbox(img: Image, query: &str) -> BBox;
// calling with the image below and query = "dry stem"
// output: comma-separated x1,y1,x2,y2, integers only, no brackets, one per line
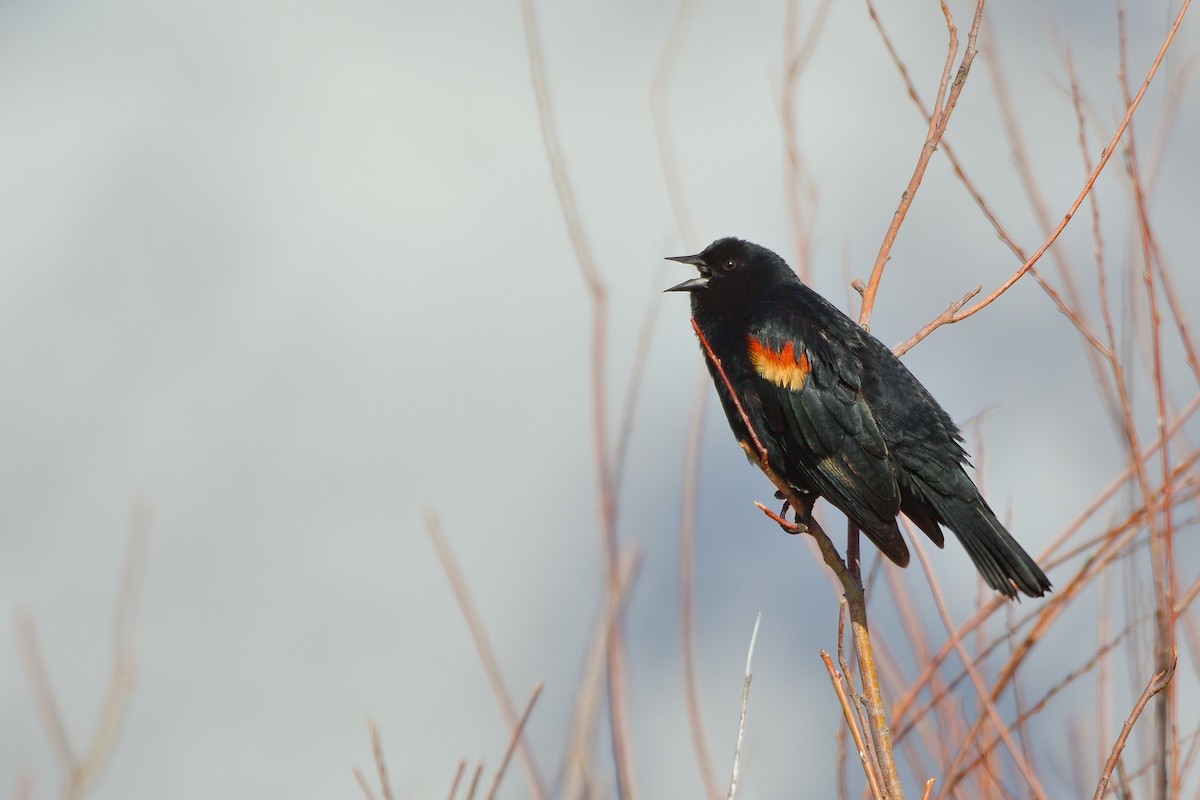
727,614,762,800
691,318,903,798
680,369,722,799
858,0,986,330
822,650,886,799
1093,653,1178,800
425,512,547,799
16,506,150,800
486,682,545,800
921,0,1192,336
520,2,637,794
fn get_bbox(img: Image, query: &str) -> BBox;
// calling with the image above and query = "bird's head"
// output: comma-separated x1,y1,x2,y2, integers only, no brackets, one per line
664,238,796,309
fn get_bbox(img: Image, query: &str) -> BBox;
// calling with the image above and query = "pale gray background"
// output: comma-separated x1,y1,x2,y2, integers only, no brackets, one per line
1,1,1196,797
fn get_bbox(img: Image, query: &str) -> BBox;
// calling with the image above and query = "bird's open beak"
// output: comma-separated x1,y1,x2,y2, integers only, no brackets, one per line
664,276,709,292
664,253,710,292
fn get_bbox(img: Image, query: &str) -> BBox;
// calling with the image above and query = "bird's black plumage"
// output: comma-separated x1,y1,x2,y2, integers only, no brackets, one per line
667,237,1051,598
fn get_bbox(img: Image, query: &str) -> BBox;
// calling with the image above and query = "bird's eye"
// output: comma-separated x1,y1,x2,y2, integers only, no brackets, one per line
721,259,737,272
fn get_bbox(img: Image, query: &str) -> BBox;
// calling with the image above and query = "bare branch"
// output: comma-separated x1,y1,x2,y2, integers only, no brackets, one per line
727,614,762,800
446,761,467,800
780,0,834,280
16,506,150,800
425,512,547,800
944,0,1192,326
464,762,485,800
690,320,903,797
1093,653,1177,800
858,0,986,330
371,722,394,800
486,682,545,800
822,650,885,799
562,550,641,800
520,3,637,793
355,768,380,800
680,369,722,800
651,0,699,248
910,533,1047,798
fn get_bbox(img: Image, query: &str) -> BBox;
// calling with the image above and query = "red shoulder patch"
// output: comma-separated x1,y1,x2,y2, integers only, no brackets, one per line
747,337,811,391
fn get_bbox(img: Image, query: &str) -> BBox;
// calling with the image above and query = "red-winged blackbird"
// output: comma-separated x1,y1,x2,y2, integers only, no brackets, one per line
667,237,1051,598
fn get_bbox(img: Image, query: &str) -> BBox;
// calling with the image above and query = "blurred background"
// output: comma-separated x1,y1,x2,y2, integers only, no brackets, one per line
0,0,1196,797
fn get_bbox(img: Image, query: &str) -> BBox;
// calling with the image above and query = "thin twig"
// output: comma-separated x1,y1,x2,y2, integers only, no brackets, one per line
955,604,1156,782
822,651,885,799
1097,571,1113,788
562,550,641,800
838,602,881,784
910,533,1047,798
937,0,1192,328
425,512,547,799
892,396,1200,754
935,508,1155,797
520,3,636,794
1093,653,1178,800
355,768,380,800
982,30,1107,363
654,27,715,794
613,272,664,494
14,615,75,771
651,0,699,249
1116,5,1180,795
753,501,803,533
727,614,762,800
464,762,485,800
858,0,986,330
892,285,981,356
691,320,902,798
834,605,852,800
447,760,467,800
369,722,394,800
681,368,722,800
486,682,545,800
16,506,150,800
886,1,1191,352
837,710,850,800
780,0,833,281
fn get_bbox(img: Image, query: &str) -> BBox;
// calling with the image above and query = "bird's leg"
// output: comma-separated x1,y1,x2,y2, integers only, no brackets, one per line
846,522,862,581
773,489,790,519
774,488,813,534
794,490,815,527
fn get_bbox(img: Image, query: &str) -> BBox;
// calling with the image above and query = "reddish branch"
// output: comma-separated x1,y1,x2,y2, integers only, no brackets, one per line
1117,4,1181,794
858,0,986,331
486,683,545,800
426,513,548,799
690,318,903,798
16,507,150,800
1092,654,1178,800
822,650,886,799
679,371,722,800
520,1,637,795
906,0,1193,349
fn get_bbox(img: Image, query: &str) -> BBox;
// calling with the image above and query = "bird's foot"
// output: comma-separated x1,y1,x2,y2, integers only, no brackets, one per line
774,488,812,534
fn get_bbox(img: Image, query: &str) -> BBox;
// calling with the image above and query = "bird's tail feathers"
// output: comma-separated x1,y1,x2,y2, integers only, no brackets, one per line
931,495,1051,599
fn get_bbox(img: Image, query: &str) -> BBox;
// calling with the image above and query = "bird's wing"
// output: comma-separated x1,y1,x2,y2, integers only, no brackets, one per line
744,314,902,542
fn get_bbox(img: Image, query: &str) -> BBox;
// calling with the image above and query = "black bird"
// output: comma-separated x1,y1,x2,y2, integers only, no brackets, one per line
667,237,1051,598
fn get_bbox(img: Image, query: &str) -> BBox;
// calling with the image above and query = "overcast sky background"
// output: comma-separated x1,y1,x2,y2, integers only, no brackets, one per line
0,0,1196,797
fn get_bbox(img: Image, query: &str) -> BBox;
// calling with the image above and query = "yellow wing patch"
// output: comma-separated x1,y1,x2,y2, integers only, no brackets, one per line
747,337,811,391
